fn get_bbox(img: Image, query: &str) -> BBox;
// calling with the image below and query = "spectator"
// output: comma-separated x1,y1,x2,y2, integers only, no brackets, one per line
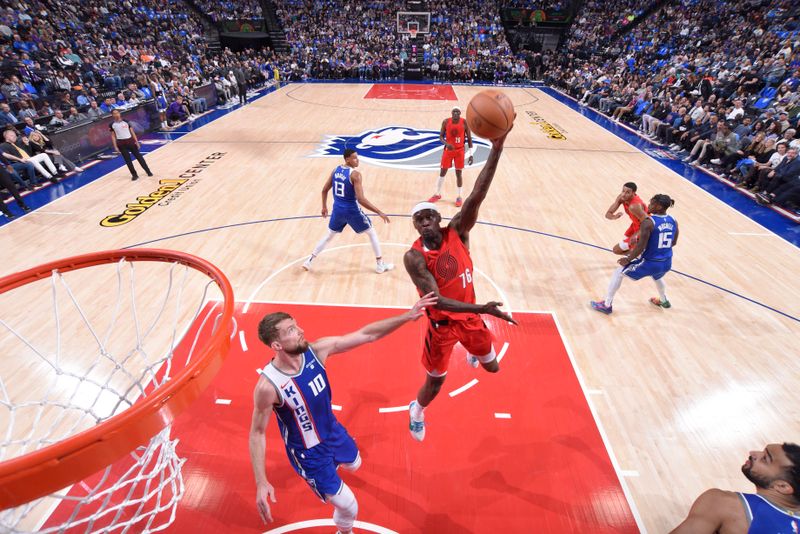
86,101,104,120
0,129,48,187
67,107,88,124
166,95,189,125
0,104,18,127
28,131,84,174
0,164,31,219
16,101,37,121
48,110,67,129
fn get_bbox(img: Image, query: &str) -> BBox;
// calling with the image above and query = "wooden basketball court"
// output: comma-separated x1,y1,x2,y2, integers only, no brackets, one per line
1,83,799,533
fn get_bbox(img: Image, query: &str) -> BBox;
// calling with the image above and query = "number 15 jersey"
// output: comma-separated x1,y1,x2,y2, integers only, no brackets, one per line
411,226,476,322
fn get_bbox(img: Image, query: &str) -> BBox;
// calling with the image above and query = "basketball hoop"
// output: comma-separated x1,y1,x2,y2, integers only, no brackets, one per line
0,249,234,532
409,28,418,40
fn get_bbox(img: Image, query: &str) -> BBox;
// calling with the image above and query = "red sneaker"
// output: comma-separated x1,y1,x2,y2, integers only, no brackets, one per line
427,194,441,202
455,197,462,207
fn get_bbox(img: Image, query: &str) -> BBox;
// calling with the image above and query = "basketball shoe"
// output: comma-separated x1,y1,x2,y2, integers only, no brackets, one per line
302,257,313,271
408,401,426,441
649,297,671,308
455,197,463,207
427,194,442,202
376,261,394,274
466,352,479,368
590,300,613,314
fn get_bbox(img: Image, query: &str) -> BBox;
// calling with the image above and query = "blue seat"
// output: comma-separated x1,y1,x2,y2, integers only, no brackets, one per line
761,86,777,98
752,97,773,110
23,83,37,95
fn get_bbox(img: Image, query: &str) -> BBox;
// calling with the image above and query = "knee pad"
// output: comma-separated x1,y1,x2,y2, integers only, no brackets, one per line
328,484,358,532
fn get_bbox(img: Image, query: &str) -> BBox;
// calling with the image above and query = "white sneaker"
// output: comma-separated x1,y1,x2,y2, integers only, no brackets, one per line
58,165,67,172
74,166,84,172
408,401,426,441
466,352,479,369
710,158,721,165
376,262,394,274
302,258,312,271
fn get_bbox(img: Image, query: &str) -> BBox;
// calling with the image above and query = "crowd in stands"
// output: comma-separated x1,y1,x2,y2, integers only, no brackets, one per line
272,0,530,83
0,0,286,219
193,0,263,22
548,0,800,213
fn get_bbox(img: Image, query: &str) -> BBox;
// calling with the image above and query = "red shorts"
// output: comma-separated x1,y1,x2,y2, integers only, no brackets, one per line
422,315,493,376
620,223,640,248
440,148,465,170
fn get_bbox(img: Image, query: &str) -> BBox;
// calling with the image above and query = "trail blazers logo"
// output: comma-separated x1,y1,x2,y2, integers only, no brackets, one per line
311,126,492,171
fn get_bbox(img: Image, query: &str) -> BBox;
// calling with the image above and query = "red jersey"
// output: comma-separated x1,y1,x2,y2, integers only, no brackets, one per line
623,194,648,231
411,227,476,322
444,117,466,150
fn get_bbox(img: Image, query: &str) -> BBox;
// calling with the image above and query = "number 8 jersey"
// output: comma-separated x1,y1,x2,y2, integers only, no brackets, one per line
411,226,477,322
260,347,338,450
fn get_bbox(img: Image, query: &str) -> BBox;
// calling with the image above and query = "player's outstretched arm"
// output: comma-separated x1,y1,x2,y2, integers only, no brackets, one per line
668,489,733,533
450,125,513,239
312,292,437,360
321,172,333,217
619,218,653,266
352,171,389,223
403,249,518,324
249,378,278,524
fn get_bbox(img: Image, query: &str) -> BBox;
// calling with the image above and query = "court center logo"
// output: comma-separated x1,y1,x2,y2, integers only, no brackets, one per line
311,126,492,171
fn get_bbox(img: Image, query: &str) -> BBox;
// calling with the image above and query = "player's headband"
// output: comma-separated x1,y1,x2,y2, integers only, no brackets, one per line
452,106,462,113
411,202,440,217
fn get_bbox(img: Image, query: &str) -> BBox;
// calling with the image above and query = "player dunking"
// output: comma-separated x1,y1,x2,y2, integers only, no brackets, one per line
302,149,394,273
428,106,474,207
591,194,678,314
605,182,648,255
405,126,516,442
249,293,437,533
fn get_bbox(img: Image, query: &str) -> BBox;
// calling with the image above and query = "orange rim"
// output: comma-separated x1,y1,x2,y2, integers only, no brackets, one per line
0,249,235,510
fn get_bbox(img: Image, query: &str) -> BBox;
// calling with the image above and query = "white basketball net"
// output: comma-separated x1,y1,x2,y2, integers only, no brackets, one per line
0,257,227,533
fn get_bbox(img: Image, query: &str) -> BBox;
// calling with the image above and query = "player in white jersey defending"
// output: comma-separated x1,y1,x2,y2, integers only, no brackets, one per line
249,292,436,533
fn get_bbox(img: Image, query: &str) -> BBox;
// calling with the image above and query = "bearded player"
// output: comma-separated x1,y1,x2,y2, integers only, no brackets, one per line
404,124,516,442
428,106,474,207
605,182,648,255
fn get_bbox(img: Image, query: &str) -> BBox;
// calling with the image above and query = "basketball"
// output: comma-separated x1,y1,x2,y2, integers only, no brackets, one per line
466,90,515,139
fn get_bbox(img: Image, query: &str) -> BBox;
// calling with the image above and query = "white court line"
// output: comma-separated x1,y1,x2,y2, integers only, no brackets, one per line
474,267,513,320
494,413,511,419
264,518,398,534
448,378,479,397
215,399,231,405
620,470,640,477
728,232,776,237
244,243,516,314
239,330,248,352
230,297,556,316
586,389,604,395
332,404,342,411
31,211,74,215
550,312,646,533
378,405,409,413
243,242,411,312
496,341,510,362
